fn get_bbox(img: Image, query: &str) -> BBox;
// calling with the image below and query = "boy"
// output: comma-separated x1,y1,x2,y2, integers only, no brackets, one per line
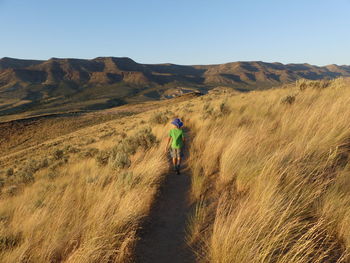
165,118,185,174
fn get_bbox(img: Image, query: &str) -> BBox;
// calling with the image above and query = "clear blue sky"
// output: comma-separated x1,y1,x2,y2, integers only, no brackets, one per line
1,0,349,65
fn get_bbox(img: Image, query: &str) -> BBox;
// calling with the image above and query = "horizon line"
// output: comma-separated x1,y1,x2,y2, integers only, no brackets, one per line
0,56,348,68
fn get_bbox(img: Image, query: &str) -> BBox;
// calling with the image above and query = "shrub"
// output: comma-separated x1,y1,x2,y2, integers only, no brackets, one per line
0,213,9,223
281,95,296,105
297,79,331,91
46,171,58,180
17,171,35,184
219,102,231,115
87,148,99,157
110,151,131,169
0,233,22,251
115,127,158,155
6,168,14,177
149,112,169,125
0,178,5,188
96,128,157,169
34,199,45,209
96,150,111,166
114,139,138,155
86,176,98,184
6,186,18,196
52,149,64,160
132,127,158,150
40,158,49,168
79,147,99,158
201,105,214,120
19,159,48,176
99,130,116,139
25,159,39,174
63,145,80,154
238,116,252,127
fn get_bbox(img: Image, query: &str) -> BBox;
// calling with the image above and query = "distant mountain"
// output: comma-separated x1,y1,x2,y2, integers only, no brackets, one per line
1,56,350,117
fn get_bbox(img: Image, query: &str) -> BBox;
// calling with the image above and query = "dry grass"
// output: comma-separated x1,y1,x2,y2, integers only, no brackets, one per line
1,78,349,262
182,78,350,262
0,106,172,262
0,112,131,156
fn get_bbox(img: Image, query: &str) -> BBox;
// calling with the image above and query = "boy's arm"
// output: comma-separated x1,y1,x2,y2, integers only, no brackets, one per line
165,130,172,152
165,136,171,152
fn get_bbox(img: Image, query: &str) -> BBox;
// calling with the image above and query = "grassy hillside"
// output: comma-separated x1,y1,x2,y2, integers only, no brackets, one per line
180,78,350,262
0,92,199,262
0,104,177,262
0,78,349,262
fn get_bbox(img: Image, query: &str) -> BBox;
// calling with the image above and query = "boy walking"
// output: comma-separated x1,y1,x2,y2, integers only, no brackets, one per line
165,118,185,174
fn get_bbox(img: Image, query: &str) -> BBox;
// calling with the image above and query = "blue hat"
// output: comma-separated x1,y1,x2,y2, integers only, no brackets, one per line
171,118,183,128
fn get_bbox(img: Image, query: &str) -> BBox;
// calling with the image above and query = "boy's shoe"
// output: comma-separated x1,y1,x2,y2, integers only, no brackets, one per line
176,165,181,175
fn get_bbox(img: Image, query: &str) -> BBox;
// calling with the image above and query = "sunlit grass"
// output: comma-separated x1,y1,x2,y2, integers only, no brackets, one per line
183,78,350,262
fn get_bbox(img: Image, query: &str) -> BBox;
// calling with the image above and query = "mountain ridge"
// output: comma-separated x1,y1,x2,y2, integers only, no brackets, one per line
3,56,349,67
1,56,350,118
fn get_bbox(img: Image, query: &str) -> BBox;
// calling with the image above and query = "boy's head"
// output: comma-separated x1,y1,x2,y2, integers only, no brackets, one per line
171,118,183,128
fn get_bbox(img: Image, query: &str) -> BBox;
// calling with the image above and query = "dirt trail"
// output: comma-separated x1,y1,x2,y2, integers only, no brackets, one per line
134,164,195,263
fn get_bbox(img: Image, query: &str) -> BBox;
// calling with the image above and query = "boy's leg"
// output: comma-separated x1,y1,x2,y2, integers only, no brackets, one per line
176,149,182,175
177,148,183,168
170,148,177,170
172,157,177,169
177,157,181,168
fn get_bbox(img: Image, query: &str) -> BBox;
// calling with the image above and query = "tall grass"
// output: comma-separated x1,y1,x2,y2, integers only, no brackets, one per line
183,78,350,262
1,78,349,262
0,113,168,262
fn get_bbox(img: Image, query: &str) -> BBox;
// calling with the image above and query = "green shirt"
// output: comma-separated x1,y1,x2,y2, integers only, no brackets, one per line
169,128,184,149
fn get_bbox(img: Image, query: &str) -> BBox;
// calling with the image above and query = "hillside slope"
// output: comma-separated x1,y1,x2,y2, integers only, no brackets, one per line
0,78,349,262
0,99,176,262
180,78,350,262
1,56,350,118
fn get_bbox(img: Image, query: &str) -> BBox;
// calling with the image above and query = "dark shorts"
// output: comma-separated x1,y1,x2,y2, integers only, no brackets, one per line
170,148,183,158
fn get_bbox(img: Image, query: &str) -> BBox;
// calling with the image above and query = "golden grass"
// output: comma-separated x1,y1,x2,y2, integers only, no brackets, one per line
0,107,170,262
1,78,349,262
182,78,350,262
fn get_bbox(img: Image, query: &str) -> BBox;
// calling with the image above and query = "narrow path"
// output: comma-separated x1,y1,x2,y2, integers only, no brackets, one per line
134,164,194,263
